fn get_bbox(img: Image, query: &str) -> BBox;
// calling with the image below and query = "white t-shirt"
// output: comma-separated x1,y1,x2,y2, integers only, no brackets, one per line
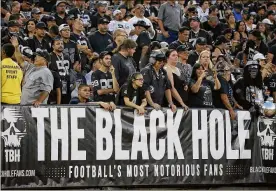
128,16,155,41
197,7,209,23
108,20,132,34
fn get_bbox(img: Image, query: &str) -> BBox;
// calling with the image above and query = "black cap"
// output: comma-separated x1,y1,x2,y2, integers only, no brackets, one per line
133,20,150,29
98,18,110,25
67,14,76,20
196,37,207,45
257,6,266,12
215,35,229,45
268,10,276,16
187,6,197,12
189,16,200,23
31,7,41,14
99,51,113,59
150,50,166,61
8,20,20,27
36,22,47,29
34,49,50,63
176,44,192,52
47,15,56,22
250,29,263,40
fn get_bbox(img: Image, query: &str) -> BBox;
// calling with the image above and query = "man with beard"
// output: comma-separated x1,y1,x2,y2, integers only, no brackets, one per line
11,37,54,107
70,18,93,73
59,24,80,67
91,51,119,106
112,39,137,87
88,18,113,54
234,60,264,111
91,2,111,31
49,37,72,104
27,22,51,53
141,50,177,112
54,1,68,26
108,10,131,35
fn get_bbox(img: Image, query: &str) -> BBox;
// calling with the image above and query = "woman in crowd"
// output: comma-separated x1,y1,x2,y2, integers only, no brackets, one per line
24,19,36,39
164,49,189,110
117,72,147,115
245,14,256,32
189,63,221,108
197,50,214,78
225,13,236,31
233,21,248,53
256,21,270,44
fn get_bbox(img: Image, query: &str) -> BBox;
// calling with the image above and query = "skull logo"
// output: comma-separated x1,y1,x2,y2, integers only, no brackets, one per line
257,118,276,147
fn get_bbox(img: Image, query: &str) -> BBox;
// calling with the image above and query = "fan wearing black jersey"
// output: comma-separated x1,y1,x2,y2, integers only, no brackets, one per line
91,51,119,110
49,37,72,104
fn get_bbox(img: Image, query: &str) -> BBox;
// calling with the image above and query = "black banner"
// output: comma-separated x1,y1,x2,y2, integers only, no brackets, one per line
0,106,274,189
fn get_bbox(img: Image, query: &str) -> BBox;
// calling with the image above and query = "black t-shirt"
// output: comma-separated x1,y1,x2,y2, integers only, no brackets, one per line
141,66,171,106
187,51,199,66
88,31,113,54
168,40,193,50
201,22,226,41
133,31,151,69
117,84,145,106
63,40,80,65
27,36,51,53
189,29,213,46
39,0,57,12
54,13,68,26
188,78,215,108
48,70,62,104
245,40,268,60
70,33,92,73
112,53,137,87
91,70,115,102
264,74,276,97
105,42,117,52
268,39,276,48
213,76,234,109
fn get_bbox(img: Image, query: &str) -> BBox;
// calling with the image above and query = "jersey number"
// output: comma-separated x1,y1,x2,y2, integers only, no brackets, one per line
57,60,70,76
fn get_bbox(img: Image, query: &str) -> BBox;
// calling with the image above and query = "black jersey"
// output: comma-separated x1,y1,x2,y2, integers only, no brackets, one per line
189,29,213,46
117,84,145,106
63,40,80,65
49,52,72,103
91,70,115,102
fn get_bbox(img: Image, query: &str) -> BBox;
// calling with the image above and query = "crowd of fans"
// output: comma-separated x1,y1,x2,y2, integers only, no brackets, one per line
1,0,276,119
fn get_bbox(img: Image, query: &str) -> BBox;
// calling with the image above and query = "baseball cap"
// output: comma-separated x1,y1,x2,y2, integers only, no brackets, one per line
47,15,56,22
31,7,41,14
189,16,200,23
113,10,122,17
36,22,47,29
133,20,150,29
56,0,68,6
262,18,273,25
8,20,20,27
160,41,169,48
176,44,192,52
96,1,108,7
19,45,33,59
98,18,110,25
187,6,197,12
246,60,259,66
196,37,207,45
253,53,266,61
267,10,276,16
99,51,113,59
150,50,166,61
58,24,70,32
34,49,50,63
